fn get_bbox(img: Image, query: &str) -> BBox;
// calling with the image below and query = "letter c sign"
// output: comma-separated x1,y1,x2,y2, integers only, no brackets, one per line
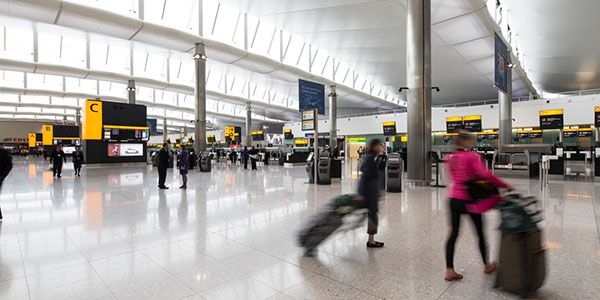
90,103,99,112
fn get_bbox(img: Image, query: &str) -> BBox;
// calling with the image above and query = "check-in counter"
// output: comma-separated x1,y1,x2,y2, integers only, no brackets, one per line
494,144,552,178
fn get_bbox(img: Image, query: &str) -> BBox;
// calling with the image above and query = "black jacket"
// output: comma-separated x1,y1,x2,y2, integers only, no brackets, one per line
50,150,67,164
72,151,85,164
157,148,170,169
358,153,380,213
0,148,12,186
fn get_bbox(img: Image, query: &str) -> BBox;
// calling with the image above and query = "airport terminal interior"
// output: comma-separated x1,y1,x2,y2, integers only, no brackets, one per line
0,0,599,299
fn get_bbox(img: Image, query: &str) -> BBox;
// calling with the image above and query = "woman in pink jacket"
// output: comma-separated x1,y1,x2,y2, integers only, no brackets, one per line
444,131,512,281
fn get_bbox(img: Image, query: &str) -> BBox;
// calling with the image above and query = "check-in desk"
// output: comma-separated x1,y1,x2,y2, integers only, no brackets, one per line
494,144,552,178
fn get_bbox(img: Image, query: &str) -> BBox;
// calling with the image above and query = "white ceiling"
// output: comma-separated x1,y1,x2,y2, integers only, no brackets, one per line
220,0,534,105
503,0,600,93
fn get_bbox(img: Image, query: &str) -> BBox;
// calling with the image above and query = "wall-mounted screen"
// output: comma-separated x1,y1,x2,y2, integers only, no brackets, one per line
252,131,265,141
516,132,529,139
463,116,482,132
103,127,149,142
477,133,487,141
383,122,397,136
53,139,80,145
108,143,144,157
529,131,542,138
284,130,294,140
578,130,593,137
595,107,600,127
207,135,216,143
446,117,463,133
488,133,499,139
563,130,577,138
539,109,564,129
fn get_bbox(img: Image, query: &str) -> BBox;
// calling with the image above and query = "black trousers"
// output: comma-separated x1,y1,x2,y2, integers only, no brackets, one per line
244,159,248,169
367,212,378,235
74,163,82,175
445,198,488,269
251,158,257,170
52,162,63,177
158,167,167,187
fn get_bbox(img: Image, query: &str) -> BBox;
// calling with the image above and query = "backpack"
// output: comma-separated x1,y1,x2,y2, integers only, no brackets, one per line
499,193,543,233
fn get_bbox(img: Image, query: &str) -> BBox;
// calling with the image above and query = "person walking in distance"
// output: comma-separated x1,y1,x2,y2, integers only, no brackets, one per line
177,145,189,189
249,146,259,170
157,143,172,189
0,146,13,221
72,146,85,177
242,146,249,169
358,139,384,248
50,145,67,178
444,131,512,281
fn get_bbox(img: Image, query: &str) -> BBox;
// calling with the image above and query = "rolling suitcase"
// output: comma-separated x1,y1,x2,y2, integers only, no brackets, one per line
297,194,365,255
495,194,546,297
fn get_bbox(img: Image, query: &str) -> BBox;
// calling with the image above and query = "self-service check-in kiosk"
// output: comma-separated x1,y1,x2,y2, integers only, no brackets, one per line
306,152,315,183
317,152,331,185
386,153,403,192
199,151,212,172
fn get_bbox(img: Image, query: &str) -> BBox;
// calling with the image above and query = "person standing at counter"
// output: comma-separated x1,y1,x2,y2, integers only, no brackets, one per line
72,146,84,177
177,145,189,189
157,143,172,189
249,146,259,170
50,146,67,178
242,146,249,169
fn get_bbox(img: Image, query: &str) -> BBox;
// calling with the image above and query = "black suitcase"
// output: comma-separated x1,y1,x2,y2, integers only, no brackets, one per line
297,204,343,254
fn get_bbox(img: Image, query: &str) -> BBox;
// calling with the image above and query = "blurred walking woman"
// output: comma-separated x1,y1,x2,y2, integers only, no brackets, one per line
444,131,512,281
358,139,384,248
177,145,189,189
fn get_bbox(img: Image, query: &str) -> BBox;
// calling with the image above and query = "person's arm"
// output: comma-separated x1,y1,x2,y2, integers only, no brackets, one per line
470,153,509,188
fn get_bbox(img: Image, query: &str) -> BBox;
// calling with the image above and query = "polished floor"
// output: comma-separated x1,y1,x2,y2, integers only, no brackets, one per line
0,157,599,300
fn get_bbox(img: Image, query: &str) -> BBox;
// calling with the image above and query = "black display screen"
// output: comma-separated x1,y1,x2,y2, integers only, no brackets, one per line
488,133,498,139
284,132,294,140
463,120,481,132
53,139,80,145
517,132,529,139
103,128,148,141
53,125,79,138
252,133,265,141
383,124,397,136
595,110,600,127
477,134,487,141
446,121,463,133
207,136,216,143
563,130,577,138
529,131,542,138
540,114,563,129
578,130,592,137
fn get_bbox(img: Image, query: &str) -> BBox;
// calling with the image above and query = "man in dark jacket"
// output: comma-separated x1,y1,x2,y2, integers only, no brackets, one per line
358,139,384,248
50,146,67,178
157,143,172,189
72,146,85,177
0,147,13,220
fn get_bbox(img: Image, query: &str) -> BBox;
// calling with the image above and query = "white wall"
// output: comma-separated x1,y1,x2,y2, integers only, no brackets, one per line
284,94,600,136
0,121,47,143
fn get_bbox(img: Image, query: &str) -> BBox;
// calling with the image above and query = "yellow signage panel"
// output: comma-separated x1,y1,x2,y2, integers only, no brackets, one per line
464,115,481,121
103,125,148,130
443,133,459,136
252,131,263,135
42,125,53,145
284,129,291,133
295,139,308,144
400,136,408,142
539,109,563,116
83,100,103,140
382,122,396,126
446,116,463,122
347,137,366,142
579,128,593,131
529,130,542,133
517,130,529,134
595,106,600,112
563,128,577,132
28,133,36,147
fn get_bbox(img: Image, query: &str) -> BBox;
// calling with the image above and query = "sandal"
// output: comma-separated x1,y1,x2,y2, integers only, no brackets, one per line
444,273,463,281
484,261,498,274
366,241,384,248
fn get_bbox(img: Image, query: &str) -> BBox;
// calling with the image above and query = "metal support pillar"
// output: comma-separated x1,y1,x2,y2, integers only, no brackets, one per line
127,79,136,104
499,65,512,149
329,85,337,148
406,0,432,185
194,43,207,153
246,102,252,147
163,118,167,144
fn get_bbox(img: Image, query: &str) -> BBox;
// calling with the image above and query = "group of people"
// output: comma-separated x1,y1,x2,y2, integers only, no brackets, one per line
356,132,512,281
241,146,259,170
48,145,85,178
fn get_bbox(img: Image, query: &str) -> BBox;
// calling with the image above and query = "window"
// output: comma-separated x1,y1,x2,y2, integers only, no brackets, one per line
1,27,33,61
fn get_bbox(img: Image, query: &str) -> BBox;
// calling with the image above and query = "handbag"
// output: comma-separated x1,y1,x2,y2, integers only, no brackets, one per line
464,178,501,213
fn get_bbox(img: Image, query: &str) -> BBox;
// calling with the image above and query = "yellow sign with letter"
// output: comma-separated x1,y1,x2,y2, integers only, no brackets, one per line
28,133,36,147
42,125,53,145
83,100,103,140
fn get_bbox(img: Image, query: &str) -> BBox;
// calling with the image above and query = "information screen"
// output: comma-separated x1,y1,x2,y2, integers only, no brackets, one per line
103,128,149,141
252,132,265,141
53,139,80,145
516,132,529,139
578,130,592,137
383,122,397,136
284,130,294,140
463,116,482,132
595,107,600,127
477,133,488,141
108,143,144,157
529,131,542,138
539,109,564,129
207,135,216,143
563,130,577,138
446,117,463,133
488,133,499,139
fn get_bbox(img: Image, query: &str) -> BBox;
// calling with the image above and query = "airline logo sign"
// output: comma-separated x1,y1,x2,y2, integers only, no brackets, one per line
83,100,103,140
43,125,53,145
29,133,36,147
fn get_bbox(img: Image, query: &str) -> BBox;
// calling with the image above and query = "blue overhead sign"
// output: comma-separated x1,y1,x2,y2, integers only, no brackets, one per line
299,79,325,114
147,118,158,134
494,32,509,94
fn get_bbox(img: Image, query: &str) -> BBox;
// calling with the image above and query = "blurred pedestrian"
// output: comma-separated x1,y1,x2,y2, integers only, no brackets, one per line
72,146,84,177
358,139,384,248
157,143,172,189
242,146,249,169
249,146,258,170
0,146,13,220
50,146,67,178
444,130,512,281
